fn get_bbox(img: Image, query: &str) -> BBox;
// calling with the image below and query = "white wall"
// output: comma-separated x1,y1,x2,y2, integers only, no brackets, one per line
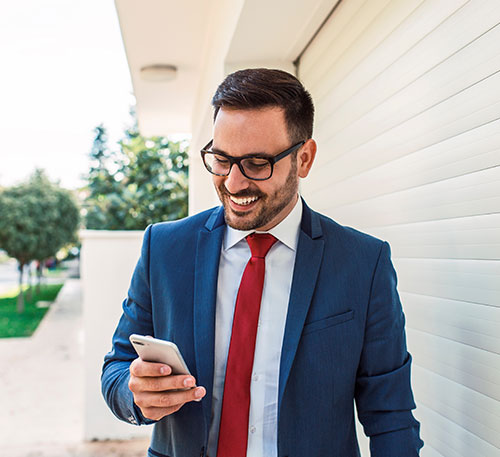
188,0,246,216
298,0,500,456
80,230,151,440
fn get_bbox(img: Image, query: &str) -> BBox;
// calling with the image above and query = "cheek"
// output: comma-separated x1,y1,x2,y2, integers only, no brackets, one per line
259,183,274,196
213,175,224,190
270,167,292,191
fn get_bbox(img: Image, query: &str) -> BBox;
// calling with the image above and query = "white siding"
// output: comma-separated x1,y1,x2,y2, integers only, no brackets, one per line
298,0,500,455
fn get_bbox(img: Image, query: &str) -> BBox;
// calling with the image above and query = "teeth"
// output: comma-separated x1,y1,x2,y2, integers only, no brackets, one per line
230,195,258,206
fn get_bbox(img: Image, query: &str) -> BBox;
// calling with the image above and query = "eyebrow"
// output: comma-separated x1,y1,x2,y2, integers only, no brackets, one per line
210,145,273,158
210,145,227,154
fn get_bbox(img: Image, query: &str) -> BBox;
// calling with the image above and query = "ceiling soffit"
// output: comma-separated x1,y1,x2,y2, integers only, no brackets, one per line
115,0,337,136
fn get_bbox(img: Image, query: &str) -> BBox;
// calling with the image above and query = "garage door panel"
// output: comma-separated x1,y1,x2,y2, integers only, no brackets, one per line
403,293,500,353
307,115,500,193
298,0,500,454
364,214,500,260
412,367,500,448
309,101,500,199
394,258,499,307
314,22,500,152
307,143,500,207
311,0,472,127
300,0,390,84
304,0,426,96
389,243,500,261
315,166,500,225
313,70,500,172
401,293,500,324
407,329,499,395
415,404,499,457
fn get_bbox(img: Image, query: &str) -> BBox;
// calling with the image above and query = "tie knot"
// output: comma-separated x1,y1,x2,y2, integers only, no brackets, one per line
246,233,277,258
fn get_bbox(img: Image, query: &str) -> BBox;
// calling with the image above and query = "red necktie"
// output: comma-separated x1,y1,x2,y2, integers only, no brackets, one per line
217,233,277,457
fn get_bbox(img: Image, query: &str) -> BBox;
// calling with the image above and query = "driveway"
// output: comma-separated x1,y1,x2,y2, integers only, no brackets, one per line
0,278,150,456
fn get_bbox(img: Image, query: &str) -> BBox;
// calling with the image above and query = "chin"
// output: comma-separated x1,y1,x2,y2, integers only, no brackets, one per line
224,210,260,231
225,216,255,231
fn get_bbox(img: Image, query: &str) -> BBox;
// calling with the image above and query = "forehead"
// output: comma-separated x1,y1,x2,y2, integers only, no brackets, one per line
213,107,289,152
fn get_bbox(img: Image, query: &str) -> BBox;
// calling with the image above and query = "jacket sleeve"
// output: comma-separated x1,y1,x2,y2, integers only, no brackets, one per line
355,241,424,456
101,224,157,426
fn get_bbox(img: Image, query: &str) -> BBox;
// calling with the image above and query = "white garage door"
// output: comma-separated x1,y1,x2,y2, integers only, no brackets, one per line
298,1,500,456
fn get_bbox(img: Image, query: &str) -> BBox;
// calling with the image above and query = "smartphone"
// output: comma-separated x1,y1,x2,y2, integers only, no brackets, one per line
129,334,191,376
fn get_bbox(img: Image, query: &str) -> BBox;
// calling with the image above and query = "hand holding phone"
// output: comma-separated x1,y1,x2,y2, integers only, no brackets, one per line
129,334,191,375
128,334,206,421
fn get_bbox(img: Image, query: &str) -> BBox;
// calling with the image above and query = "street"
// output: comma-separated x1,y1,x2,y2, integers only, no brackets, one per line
0,257,20,295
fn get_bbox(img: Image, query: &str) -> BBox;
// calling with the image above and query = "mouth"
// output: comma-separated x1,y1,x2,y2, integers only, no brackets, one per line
226,193,261,212
229,195,259,206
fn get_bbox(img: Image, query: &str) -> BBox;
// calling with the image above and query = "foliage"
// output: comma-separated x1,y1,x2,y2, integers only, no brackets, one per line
0,283,63,338
0,170,80,312
84,121,189,230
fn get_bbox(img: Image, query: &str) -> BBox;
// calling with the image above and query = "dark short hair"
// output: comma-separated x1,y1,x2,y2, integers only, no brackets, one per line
211,68,314,144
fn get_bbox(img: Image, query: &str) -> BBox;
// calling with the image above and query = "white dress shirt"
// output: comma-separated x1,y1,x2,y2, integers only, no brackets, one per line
207,197,302,457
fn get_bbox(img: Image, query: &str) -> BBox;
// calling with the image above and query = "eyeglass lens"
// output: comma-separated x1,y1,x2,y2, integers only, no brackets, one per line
203,153,272,179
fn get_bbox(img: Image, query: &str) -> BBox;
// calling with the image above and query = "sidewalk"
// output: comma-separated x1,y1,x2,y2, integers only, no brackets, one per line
0,278,149,456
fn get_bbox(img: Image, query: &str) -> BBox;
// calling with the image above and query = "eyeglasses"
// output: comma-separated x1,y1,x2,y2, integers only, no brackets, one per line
200,140,305,181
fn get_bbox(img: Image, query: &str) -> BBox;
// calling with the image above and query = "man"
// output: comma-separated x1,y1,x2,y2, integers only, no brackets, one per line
102,68,423,457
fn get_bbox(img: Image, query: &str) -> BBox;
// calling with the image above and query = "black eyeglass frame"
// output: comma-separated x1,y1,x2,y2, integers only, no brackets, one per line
200,139,306,181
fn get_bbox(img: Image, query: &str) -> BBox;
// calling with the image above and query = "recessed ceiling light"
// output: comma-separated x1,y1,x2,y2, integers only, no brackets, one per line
140,64,177,82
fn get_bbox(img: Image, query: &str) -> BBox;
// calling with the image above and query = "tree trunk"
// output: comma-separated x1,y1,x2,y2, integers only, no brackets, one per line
17,262,25,314
26,263,33,301
36,261,42,295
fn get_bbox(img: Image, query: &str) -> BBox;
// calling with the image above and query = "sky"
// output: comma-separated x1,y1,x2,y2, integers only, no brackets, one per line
0,0,134,190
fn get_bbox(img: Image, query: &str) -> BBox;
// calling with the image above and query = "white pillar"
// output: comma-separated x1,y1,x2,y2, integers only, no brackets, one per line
80,230,152,440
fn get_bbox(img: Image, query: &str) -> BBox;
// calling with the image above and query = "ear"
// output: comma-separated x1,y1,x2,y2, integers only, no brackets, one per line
297,139,317,178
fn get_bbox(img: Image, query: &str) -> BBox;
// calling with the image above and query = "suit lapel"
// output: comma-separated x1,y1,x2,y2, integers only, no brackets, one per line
278,201,324,407
193,207,225,430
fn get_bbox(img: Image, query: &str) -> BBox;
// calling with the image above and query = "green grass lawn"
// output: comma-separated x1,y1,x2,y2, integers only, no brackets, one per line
0,284,64,338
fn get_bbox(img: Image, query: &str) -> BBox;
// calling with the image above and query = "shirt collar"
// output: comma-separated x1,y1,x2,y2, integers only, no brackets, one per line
224,196,303,251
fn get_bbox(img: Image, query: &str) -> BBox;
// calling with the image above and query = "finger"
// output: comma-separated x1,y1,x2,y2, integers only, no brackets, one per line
129,373,197,393
140,405,184,421
145,374,198,392
155,386,206,407
135,386,206,409
129,358,172,377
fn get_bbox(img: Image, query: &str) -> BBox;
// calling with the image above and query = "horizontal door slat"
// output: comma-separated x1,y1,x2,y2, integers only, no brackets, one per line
408,329,500,399
412,366,500,447
394,257,500,306
414,404,500,457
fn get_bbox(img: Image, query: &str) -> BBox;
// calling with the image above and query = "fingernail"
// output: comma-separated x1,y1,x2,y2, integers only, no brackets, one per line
160,367,167,375
194,387,205,398
184,377,195,387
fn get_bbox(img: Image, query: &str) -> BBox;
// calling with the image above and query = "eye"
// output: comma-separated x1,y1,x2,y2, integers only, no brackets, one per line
213,154,229,165
243,158,269,169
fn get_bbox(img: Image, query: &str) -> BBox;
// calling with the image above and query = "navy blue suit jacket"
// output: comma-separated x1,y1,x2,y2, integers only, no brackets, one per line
102,200,423,457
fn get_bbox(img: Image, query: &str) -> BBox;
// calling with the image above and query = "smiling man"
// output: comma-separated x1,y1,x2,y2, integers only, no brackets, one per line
102,68,423,457
207,105,314,231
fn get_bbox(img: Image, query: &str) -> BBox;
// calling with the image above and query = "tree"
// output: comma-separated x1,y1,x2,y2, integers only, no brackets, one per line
84,117,189,230
0,170,80,312
84,125,120,229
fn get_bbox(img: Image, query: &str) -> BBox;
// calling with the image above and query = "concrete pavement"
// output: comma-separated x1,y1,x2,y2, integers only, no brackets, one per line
0,277,150,456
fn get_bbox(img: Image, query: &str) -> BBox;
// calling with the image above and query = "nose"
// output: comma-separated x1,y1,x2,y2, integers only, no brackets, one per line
224,163,250,194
